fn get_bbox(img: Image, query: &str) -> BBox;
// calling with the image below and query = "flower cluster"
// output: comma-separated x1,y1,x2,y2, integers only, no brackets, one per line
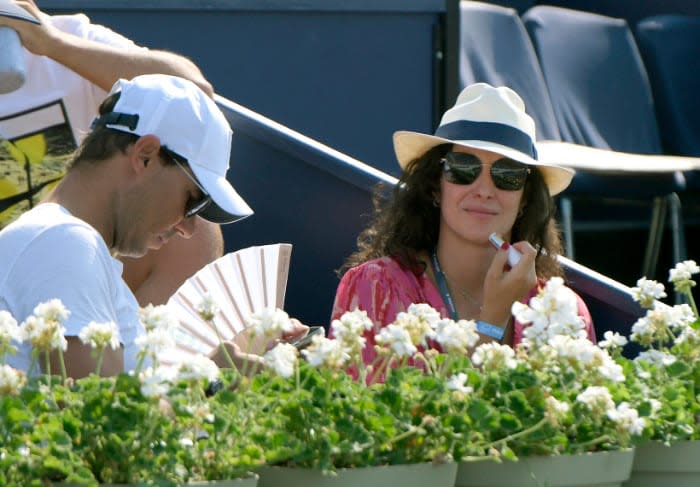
7,259,700,484
624,260,700,444
0,301,264,486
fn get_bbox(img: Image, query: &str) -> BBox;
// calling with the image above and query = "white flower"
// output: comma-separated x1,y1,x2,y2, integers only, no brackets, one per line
515,277,586,347
264,342,299,378
301,335,350,369
631,278,667,309
186,402,215,423
576,386,615,418
471,342,518,370
545,396,570,426
607,402,645,436
0,310,22,354
669,260,700,291
135,328,176,355
648,398,662,418
33,299,69,323
446,372,472,393
139,304,178,332
246,307,295,339
598,331,628,349
196,293,220,322
0,364,26,395
629,303,693,346
176,355,219,383
139,366,173,398
21,315,67,352
635,349,677,367
666,304,696,331
392,306,437,348
434,318,479,353
675,326,700,346
375,324,418,358
406,303,442,327
331,309,372,355
78,321,120,350
541,335,624,382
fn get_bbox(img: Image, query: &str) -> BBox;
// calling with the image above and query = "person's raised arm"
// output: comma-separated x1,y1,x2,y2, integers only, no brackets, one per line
0,0,213,95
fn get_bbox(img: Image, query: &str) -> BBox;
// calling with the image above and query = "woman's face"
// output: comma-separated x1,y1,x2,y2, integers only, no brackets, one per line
438,145,526,245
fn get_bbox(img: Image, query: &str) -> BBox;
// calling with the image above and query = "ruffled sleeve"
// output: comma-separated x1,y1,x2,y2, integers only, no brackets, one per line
330,257,442,366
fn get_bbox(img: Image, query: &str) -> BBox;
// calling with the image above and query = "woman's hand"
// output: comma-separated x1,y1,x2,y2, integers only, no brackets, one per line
480,240,538,327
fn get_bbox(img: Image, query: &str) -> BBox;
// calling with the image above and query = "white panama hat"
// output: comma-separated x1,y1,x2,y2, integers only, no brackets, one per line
393,82,574,195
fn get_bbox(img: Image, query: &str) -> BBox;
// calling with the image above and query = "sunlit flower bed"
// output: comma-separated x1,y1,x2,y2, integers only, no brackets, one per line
0,261,698,485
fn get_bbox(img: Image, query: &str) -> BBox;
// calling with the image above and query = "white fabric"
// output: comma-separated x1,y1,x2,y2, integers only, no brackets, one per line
0,15,145,372
0,203,144,373
0,13,141,226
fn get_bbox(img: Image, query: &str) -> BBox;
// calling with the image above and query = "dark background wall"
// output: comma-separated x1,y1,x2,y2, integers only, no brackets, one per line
42,0,447,177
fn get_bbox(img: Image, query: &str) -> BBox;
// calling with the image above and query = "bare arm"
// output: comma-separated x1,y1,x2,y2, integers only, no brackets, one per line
0,0,213,95
49,337,124,379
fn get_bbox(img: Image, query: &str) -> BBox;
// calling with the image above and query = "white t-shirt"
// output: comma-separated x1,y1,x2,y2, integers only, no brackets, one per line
0,13,143,227
0,203,144,372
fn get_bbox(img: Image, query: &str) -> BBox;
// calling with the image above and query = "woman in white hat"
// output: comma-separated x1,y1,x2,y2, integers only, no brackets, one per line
331,83,595,365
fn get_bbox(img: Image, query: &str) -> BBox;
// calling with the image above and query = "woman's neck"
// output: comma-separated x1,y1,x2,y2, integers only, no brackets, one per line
434,233,494,300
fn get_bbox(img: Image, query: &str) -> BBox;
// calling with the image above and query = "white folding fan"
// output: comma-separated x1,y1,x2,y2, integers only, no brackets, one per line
158,243,292,367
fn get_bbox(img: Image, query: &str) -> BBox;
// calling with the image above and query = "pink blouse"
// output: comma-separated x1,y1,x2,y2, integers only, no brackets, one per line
331,256,595,366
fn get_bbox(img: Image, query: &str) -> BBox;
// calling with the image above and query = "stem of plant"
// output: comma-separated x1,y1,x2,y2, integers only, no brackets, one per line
44,350,51,388
57,347,67,383
95,347,104,376
487,417,548,449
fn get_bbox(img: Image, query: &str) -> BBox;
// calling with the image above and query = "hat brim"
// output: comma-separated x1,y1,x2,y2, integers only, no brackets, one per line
0,0,40,24
393,130,574,196
190,166,254,224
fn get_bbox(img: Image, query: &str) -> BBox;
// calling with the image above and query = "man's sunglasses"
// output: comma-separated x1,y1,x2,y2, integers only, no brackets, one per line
162,148,212,219
440,152,530,191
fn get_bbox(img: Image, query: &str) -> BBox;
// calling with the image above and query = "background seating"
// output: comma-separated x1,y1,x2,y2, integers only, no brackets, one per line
458,2,690,279
521,6,689,278
635,15,700,159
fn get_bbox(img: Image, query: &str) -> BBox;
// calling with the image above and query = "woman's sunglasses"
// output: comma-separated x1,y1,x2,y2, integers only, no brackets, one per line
441,152,530,191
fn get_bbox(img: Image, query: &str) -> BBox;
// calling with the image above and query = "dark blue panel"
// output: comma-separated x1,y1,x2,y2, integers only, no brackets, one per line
215,96,396,326
43,2,441,177
636,15,700,158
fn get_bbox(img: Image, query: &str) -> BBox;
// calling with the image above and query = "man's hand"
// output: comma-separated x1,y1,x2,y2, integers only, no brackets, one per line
209,319,309,373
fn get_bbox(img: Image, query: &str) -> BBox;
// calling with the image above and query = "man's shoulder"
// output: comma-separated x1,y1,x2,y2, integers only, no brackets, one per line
0,205,105,259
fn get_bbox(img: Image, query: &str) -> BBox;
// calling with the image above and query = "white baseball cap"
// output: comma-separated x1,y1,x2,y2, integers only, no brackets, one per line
92,74,253,224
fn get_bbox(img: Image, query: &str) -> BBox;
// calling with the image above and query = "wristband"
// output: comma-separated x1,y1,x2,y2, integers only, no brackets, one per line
476,320,506,341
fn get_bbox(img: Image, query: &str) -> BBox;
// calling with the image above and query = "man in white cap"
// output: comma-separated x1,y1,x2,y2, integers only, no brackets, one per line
0,74,265,377
0,0,224,308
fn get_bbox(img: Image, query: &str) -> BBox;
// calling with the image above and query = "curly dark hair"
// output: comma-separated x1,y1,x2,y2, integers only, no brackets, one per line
340,143,564,278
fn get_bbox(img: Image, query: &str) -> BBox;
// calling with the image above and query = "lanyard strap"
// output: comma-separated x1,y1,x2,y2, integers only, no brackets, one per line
430,250,458,321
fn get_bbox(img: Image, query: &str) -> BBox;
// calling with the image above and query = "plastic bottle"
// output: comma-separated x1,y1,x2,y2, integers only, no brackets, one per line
0,26,26,94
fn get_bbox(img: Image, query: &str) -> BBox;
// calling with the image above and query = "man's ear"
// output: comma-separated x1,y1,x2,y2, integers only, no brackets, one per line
130,135,162,174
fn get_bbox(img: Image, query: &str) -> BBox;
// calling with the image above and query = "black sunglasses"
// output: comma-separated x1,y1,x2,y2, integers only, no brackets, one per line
161,148,212,219
441,152,530,191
